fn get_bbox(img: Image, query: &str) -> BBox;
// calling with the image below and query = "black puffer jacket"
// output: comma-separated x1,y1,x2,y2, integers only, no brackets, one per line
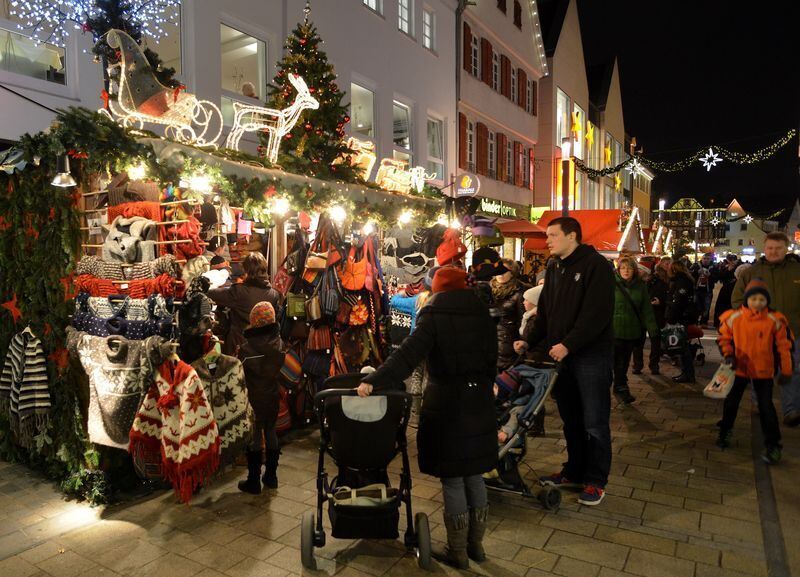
363,289,498,478
647,273,669,327
239,324,285,426
666,274,699,325
494,286,525,370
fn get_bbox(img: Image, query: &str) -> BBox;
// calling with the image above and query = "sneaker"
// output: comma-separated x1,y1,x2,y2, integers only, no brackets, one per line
762,447,782,465
614,391,636,405
539,472,582,489
578,485,605,506
716,430,732,449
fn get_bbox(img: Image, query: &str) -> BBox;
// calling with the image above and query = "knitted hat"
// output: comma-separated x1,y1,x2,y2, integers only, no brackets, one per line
432,267,467,293
524,285,543,306
744,278,771,306
210,255,229,270
471,247,508,280
495,369,521,400
248,301,276,328
436,229,467,266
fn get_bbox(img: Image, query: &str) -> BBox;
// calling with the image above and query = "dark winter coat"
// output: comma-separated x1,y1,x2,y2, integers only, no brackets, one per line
526,243,615,356
732,254,800,337
712,264,737,326
494,286,525,370
238,324,285,427
665,274,698,325
208,279,281,356
647,273,669,327
362,289,498,478
613,275,659,340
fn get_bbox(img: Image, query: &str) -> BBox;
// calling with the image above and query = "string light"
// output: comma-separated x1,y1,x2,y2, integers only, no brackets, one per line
271,197,290,216
126,162,147,180
329,204,347,224
362,221,375,235
398,209,413,225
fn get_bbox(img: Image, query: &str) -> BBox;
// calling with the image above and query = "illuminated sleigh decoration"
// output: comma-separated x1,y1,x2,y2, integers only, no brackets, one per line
375,158,435,194
225,73,319,161
102,29,222,147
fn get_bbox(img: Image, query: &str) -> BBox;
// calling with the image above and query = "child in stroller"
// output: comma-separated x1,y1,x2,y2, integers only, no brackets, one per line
483,362,561,511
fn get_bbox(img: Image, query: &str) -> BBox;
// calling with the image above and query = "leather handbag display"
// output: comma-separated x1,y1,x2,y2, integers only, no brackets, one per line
305,251,329,271
305,293,322,321
308,324,332,351
286,292,308,319
340,246,367,291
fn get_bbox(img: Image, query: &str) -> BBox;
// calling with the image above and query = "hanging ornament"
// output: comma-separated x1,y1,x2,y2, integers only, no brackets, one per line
604,145,612,165
614,174,622,191
743,214,754,224
699,147,723,171
585,122,595,148
305,123,313,131
344,115,351,123
710,217,721,226
1,293,23,325
625,158,644,177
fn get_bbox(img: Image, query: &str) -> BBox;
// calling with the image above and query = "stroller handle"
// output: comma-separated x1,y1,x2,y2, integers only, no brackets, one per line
314,388,413,402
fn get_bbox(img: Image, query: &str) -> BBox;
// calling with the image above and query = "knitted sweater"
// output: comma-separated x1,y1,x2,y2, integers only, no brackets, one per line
130,359,220,503
191,355,252,463
75,274,183,298
67,328,165,449
76,255,179,281
0,328,51,448
102,216,159,263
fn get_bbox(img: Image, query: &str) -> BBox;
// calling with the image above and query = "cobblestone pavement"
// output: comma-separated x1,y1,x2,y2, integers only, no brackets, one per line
1,341,798,577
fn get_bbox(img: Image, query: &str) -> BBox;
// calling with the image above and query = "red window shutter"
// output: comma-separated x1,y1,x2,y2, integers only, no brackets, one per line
528,147,535,191
518,68,527,110
458,113,467,169
463,22,472,73
514,141,523,187
481,38,492,85
476,123,488,175
500,55,511,98
531,80,538,116
497,133,507,181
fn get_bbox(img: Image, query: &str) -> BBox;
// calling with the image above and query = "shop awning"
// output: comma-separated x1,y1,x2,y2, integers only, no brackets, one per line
524,209,642,255
496,219,546,238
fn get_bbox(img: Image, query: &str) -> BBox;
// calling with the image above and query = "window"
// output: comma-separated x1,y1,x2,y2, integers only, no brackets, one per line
426,117,444,181
572,104,584,159
513,1,522,28
506,141,513,184
510,68,517,104
740,222,748,232
488,132,496,178
556,89,571,146
492,52,500,91
738,239,744,246
520,147,529,188
393,101,411,148
604,133,613,167
363,0,382,13
526,79,533,113
466,121,474,171
422,9,435,50
351,83,375,139
393,149,412,167
0,25,66,84
497,0,507,13
398,0,413,35
604,185,615,209
221,24,267,100
471,35,479,77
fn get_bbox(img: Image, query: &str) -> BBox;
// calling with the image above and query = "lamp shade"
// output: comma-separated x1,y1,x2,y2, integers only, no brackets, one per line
52,155,77,187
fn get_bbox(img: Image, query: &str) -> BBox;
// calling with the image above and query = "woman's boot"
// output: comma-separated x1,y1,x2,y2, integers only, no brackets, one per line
467,506,489,562
262,449,280,489
432,512,470,569
237,451,262,494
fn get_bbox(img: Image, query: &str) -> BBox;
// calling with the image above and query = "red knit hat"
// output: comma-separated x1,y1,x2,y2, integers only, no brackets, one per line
248,301,276,328
432,267,467,293
744,278,771,306
436,229,467,266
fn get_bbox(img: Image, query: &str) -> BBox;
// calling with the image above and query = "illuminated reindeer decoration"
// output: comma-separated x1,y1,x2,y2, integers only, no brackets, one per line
225,74,319,161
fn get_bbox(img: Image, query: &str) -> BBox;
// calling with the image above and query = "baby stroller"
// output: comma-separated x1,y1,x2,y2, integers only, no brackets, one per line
301,374,431,570
484,361,562,512
687,324,706,366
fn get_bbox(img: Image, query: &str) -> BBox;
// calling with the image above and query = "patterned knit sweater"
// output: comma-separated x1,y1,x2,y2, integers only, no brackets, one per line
76,255,179,281
191,355,252,464
130,359,220,504
0,328,50,448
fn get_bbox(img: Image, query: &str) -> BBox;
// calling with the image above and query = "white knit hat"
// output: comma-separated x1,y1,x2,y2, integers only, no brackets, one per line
523,285,543,306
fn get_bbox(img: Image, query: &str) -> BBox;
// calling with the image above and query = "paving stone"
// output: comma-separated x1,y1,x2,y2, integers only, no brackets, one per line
675,541,720,565
0,529,38,559
593,524,676,555
139,553,205,577
224,534,284,561
489,518,552,549
700,513,763,544
18,541,65,564
224,557,291,577
92,538,168,574
552,555,601,577
0,554,40,577
695,563,762,577
630,488,684,508
35,550,97,577
641,502,700,531
190,542,247,571
624,548,694,577
544,530,629,571
333,540,403,576
511,546,558,572
720,551,768,577
539,514,597,537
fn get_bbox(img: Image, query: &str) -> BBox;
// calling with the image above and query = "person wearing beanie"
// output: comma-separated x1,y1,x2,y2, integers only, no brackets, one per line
491,259,526,372
237,300,285,494
520,286,543,337
717,279,794,464
356,260,498,570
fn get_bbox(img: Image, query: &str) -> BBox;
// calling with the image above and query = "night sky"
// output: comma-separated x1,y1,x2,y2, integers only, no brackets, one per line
578,0,800,220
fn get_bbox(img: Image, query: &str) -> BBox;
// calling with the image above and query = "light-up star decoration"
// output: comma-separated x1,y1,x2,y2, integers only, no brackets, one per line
625,158,644,177
699,147,723,171
585,123,595,148
604,145,612,165
571,111,581,135
743,215,753,224
710,217,721,226
614,174,622,191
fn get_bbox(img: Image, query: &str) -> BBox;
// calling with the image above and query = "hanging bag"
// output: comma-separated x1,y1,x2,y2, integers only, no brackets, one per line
340,245,368,291
308,324,332,351
286,292,308,319
305,287,323,321
704,362,736,399
661,323,687,354
363,236,377,292
321,267,342,318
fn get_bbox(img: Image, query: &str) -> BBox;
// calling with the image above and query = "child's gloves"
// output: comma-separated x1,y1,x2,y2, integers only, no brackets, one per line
724,356,736,369
778,374,792,386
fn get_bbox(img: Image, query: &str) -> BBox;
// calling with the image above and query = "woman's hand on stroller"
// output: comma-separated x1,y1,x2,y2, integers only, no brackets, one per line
356,382,373,397
497,430,509,443
513,340,529,354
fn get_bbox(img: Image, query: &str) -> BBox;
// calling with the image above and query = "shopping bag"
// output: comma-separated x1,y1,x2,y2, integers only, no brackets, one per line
661,323,687,354
703,363,736,399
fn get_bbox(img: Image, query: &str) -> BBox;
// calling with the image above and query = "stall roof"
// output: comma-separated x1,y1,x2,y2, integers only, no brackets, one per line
496,219,547,238
524,209,640,254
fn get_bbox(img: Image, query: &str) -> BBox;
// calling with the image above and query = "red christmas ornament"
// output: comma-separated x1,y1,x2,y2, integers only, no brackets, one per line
24,214,39,240
1,294,22,325
284,133,293,140
300,39,307,45
309,87,316,94
315,129,322,135
343,115,351,123
305,123,313,131
263,185,277,199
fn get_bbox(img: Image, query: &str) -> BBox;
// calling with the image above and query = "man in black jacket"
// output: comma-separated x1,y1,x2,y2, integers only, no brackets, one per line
514,217,615,506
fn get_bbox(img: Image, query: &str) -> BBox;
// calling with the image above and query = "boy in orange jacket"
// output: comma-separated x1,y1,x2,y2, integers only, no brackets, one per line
717,279,794,463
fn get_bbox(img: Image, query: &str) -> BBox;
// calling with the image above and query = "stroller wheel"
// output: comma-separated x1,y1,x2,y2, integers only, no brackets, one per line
539,485,561,512
415,513,432,570
301,511,316,570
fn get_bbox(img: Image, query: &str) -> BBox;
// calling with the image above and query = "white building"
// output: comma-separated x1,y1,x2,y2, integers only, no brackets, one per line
0,0,457,185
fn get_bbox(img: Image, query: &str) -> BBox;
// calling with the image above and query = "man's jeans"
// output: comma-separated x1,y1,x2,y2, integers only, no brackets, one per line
781,336,800,416
554,346,613,487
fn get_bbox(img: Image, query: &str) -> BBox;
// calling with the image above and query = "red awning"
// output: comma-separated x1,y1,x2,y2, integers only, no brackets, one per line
524,209,636,254
496,219,546,238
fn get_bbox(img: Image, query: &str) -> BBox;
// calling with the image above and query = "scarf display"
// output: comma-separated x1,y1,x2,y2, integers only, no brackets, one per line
76,254,179,281
0,327,50,448
129,359,220,503
191,355,252,465
67,328,164,449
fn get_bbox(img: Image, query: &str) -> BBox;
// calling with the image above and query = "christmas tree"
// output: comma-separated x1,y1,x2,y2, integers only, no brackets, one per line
264,6,357,180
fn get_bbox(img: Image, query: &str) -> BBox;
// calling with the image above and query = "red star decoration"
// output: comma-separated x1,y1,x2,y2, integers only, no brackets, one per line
100,89,110,109
185,390,205,413
0,216,10,231
43,322,52,337
60,275,78,302
48,348,69,371
1,294,22,325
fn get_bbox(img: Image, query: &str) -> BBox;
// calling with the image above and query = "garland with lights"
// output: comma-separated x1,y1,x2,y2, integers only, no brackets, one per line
574,129,797,178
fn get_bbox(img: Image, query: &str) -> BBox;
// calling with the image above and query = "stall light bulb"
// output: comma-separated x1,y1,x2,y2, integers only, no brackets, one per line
127,163,147,180
362,221,375,235
330,205,347,223
272,197,291,216
449,219,462,230
181,173,213,194
398,209,413,225
437,214,448,226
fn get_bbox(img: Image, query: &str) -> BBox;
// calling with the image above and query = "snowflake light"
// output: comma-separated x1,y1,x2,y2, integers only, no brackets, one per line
699,147,723,171
625,158,644,177
743,214,753,224
710,217,721,226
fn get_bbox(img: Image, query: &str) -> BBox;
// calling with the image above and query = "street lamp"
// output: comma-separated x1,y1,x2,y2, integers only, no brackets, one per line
694,217,701,263
561,137,572,217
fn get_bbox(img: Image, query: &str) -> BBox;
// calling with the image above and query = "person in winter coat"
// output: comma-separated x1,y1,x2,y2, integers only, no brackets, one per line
492,259,527,371
518,284,547,436
208,252,281,356
520,285,542,338
666,260,699,383
612,257,659,404
644,257,671,375
712,255,739,328
731,232,800,427
514,217,615,507
357,266,497,570
237,301,285,494
717,280,794,464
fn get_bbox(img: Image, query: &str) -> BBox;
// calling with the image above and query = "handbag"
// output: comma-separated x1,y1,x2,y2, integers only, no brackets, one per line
340,246,367,291
286,292,307,318
308,324,332,351
273,258,295,295
349,301,369,326
340,326,368,365
704,362,736,399
363,236,377,292
321,268,342,318
305,251,329,271
332,484,398,507
280,346,304,385
305,290,322,321
336,299,353,325
303,350,332,377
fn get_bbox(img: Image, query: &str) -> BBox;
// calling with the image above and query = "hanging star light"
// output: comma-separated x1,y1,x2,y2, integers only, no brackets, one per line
699,147,723,172
625,158,644,177
571,111,582,135
710,217,721,226
743,214,753,224
585,122,595,148
614,174,622,191
604,145,612,165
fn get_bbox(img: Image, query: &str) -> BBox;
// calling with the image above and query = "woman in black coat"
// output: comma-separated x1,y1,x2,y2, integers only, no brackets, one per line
665,260,699,383
358,267,497,570
645,257,671,374
491,259,527,371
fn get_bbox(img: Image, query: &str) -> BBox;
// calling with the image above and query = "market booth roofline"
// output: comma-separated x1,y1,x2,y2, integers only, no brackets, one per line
524,209,643,256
